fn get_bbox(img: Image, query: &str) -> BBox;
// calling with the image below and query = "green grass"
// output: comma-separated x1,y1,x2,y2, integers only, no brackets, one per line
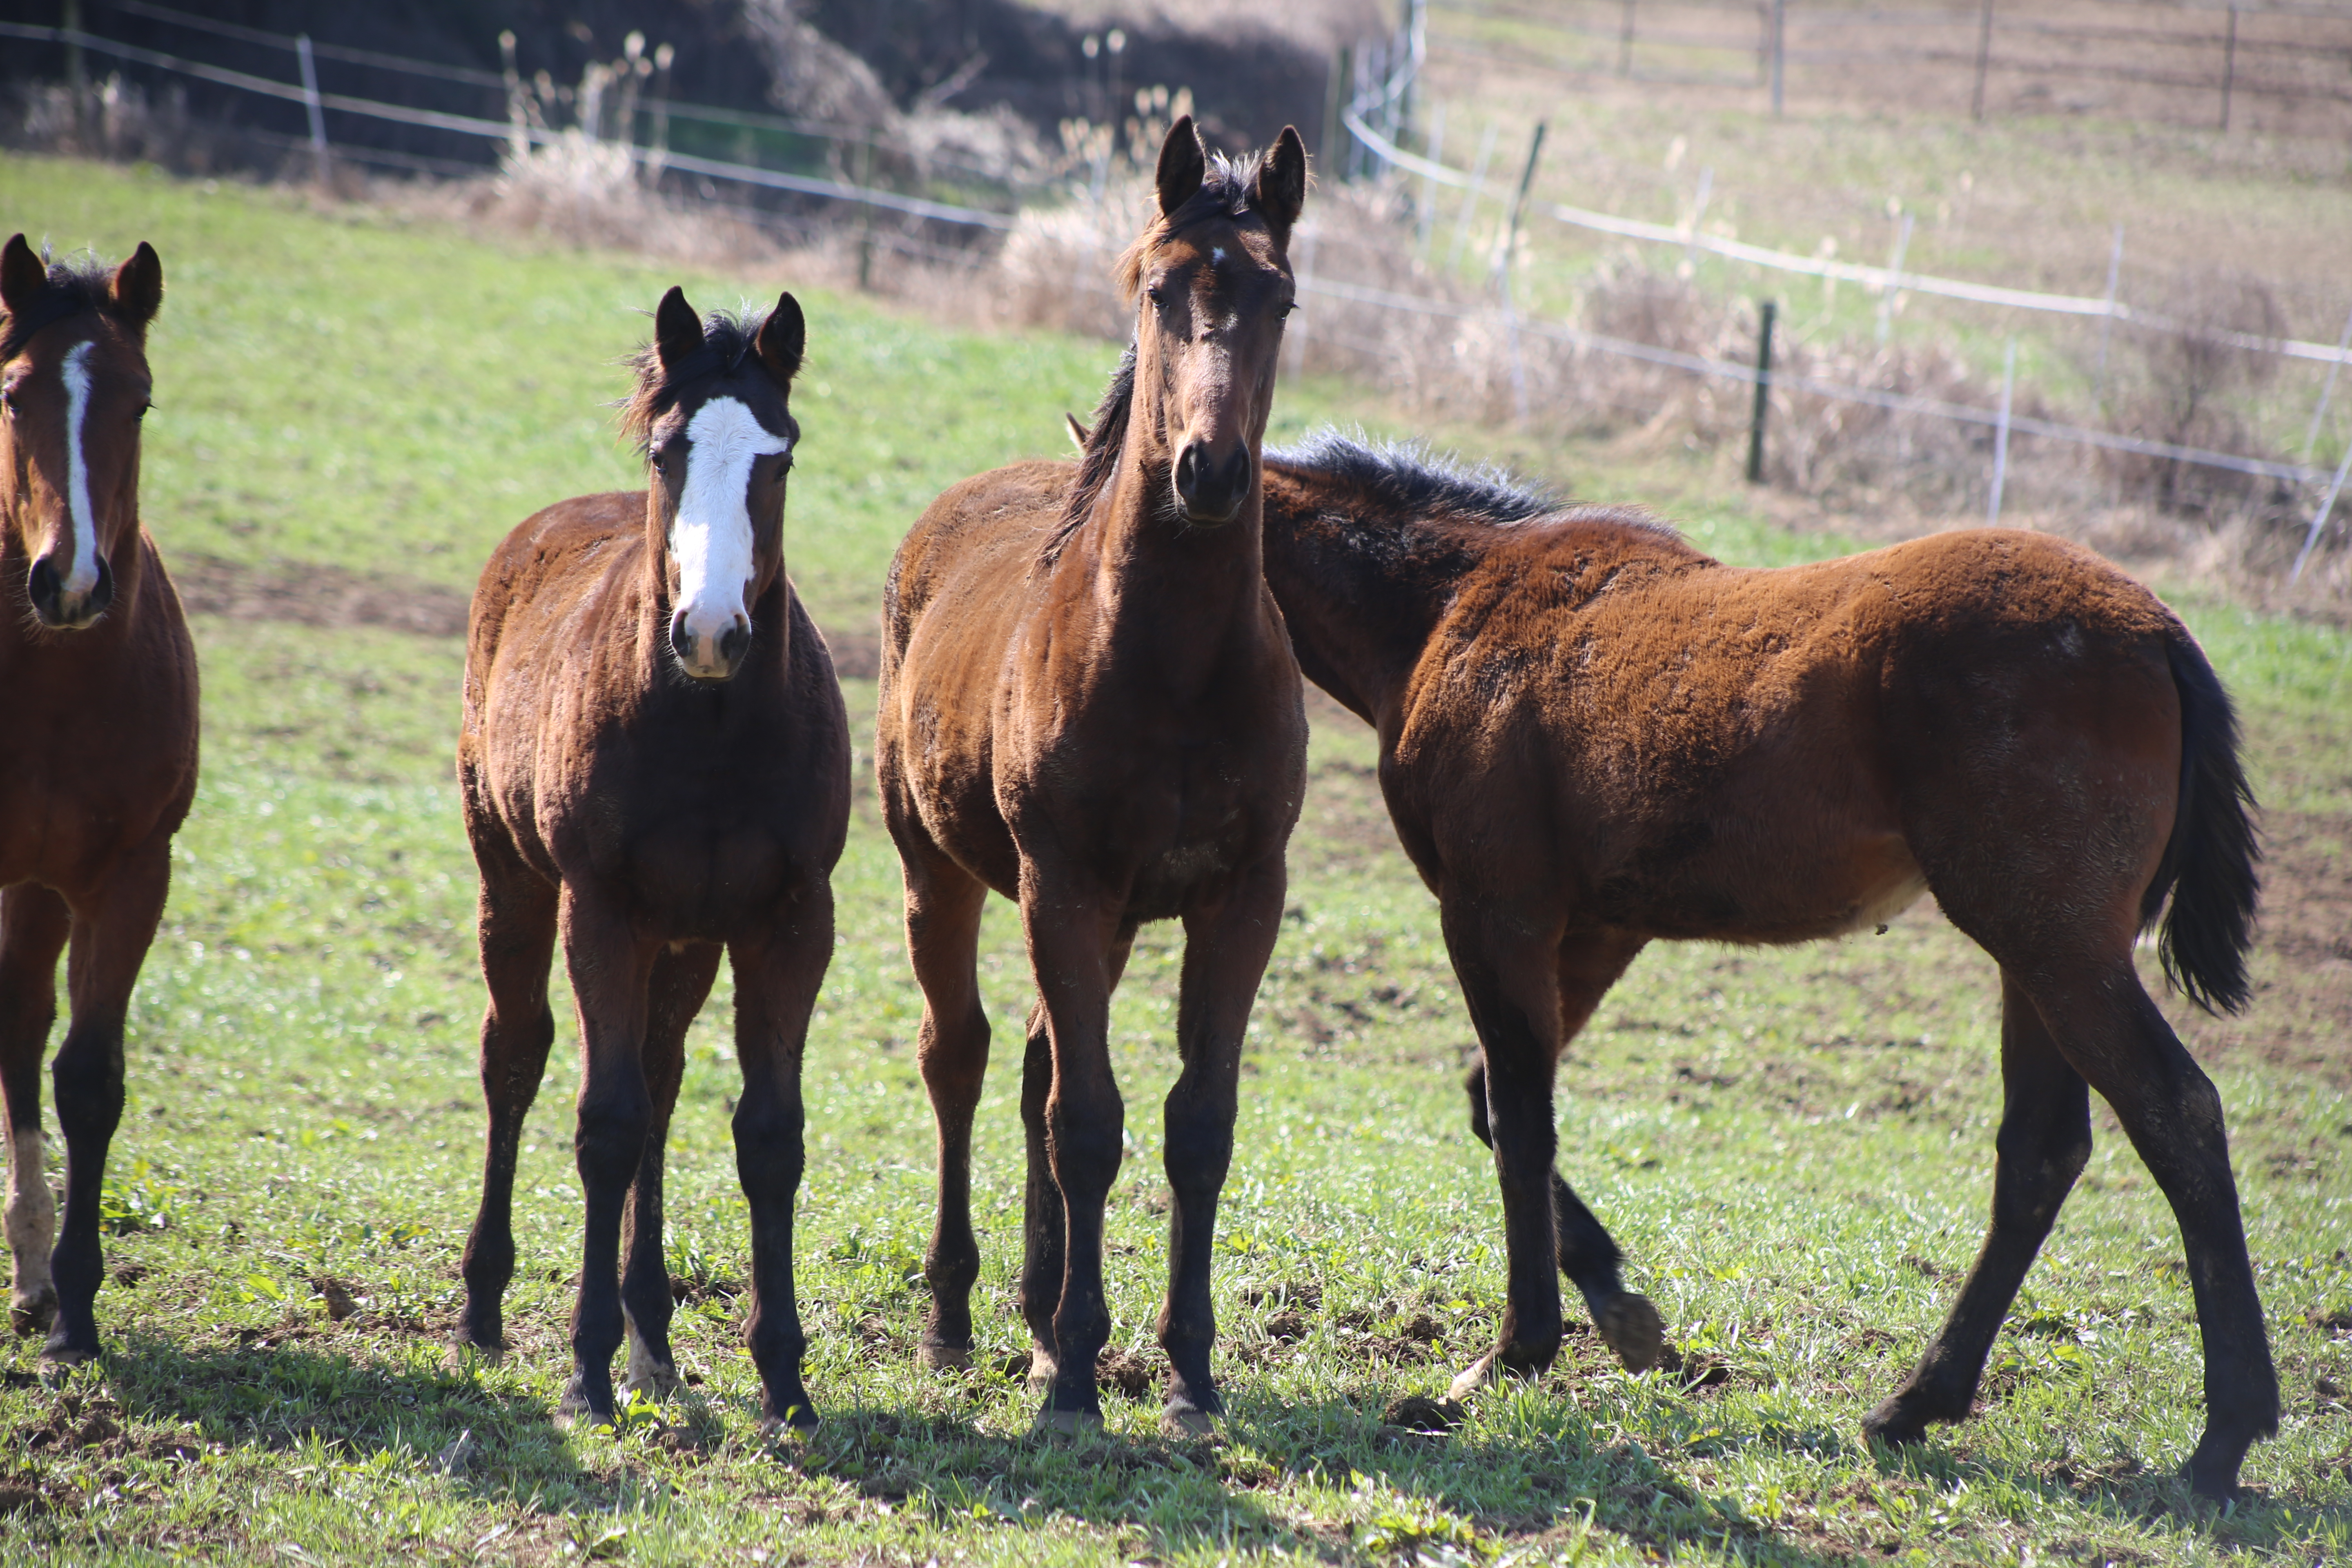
0,156,2348,1566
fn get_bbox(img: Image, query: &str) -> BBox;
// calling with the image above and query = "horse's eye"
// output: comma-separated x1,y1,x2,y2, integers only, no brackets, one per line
649,451,668,476
1278,302,1298,321
1147,283,1167,307
136,401,152,421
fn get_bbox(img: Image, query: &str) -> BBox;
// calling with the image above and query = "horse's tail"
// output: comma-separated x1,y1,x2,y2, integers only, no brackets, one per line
2140,625,2260,1014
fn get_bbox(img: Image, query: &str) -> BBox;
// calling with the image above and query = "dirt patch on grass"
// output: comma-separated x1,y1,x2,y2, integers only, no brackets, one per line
170,554,885,678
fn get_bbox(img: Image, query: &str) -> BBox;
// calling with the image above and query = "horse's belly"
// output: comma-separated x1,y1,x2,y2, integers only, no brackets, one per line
623,824,802,938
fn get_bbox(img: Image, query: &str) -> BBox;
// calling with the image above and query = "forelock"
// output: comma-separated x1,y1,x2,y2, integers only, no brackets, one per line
0,251,129,364
1113,148,1276,303
617,307,773,450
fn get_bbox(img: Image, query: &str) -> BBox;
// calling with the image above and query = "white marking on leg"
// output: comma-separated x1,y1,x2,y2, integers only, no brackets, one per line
59,341,101,596
624,1320,675,1395
6,1127,56,1308
670,396,789,676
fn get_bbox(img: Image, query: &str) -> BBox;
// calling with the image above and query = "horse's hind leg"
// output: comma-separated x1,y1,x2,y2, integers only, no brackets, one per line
619,941,722,1399
458,833,559,1359
901,844,992,1371
1158,864,1287,1437
729,880,835,1432
1865,971,2091,1446
45,835,171,1362
0,886,69,1336
1462,1063,1662,1372
2026,963,2274,1497
1018,925,1135,1394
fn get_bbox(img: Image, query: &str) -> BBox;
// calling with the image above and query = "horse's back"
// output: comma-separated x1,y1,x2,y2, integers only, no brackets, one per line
882,459,1071,661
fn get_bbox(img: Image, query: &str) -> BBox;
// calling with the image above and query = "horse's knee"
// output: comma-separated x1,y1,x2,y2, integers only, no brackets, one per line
574,1093,651,1185
733,1094,806,1190
49,1030,124,1138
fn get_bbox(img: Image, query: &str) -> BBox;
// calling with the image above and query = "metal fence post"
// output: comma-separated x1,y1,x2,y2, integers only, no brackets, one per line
296,34,329,184
2095,225,2123,401
1971,0,1996,122
1489,120,1547,296
2290,437,2352,584
2298,305,2352,470
2220,5,2238,131
1770,0,1786,116
1987,336,2018,524
1747,300,1776,483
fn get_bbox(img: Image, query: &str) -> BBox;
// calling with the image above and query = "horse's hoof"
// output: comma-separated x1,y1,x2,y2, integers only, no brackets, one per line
1161,1406,1219,1441
9,1287,56,1338
1446,1352,1499,1403
448,1338,505,1372
555,1381,615,1432
1860,1395,1929,1448
918,1342,972,1373
619,1365,678,1400
1025,1351,1059,1397
1032,1408,1102,1441
38,1334,98,1368
1597,1294,1665,1373
757,1403,820,1440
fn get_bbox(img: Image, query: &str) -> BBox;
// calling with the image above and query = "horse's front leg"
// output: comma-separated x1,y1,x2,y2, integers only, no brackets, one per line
1461,928,1661,1372
729,880,834,1433
619,941,722,1399
0,885,70,1338
557,886,658,1426
1439,897,1572,1401
1156,862,1285,1437
45,835,172,1363
1020,887,1127,1436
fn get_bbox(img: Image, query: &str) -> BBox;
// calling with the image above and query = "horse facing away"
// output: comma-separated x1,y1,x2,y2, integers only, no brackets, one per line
1252,431,2271,1498
876,117,1308,1438
456,287,850,1430
0,234,199,1363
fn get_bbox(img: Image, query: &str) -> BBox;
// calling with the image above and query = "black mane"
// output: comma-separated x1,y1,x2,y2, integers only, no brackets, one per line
0,251,122,363
1267,429,1682,545
1043,342,1136,562
617,306,772,450
1267,430,1556,525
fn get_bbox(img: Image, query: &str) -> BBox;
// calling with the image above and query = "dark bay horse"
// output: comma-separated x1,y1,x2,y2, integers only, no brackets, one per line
1250,431,2269,1497
876,117,1308,1437
0,234,199,1362
456,287,849,1430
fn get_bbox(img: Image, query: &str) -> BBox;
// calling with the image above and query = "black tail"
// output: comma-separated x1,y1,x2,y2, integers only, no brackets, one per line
2140,628,2260,1014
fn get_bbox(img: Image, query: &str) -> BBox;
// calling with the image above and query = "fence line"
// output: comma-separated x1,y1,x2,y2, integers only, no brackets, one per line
1338,104,2352,368
1296,272,2331,486
0,21,1018,232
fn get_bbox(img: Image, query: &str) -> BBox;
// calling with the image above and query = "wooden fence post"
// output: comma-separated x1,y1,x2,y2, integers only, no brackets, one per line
1747,301,1776,483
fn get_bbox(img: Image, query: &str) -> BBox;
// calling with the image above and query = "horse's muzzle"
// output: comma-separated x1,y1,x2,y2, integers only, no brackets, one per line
670,608,750,682
27,554,113,630
1173,440,1252,525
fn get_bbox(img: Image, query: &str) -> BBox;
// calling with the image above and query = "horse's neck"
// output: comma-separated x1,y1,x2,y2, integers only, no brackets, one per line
1258,480,1454,732
1076,440,1273,682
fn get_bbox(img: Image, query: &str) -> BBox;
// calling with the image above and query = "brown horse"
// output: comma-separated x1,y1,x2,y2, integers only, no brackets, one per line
456,287,849,1430
876,117,1308,1437
1247,431,2270,1497
0,234,199,1363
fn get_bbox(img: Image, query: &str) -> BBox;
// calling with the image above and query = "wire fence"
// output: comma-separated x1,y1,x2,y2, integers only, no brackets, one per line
5,2,2348,566
1428,0,2352,129
1336,7,2350,565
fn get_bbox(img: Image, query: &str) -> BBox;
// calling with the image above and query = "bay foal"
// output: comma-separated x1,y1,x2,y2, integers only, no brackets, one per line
1254,433,2270,1497
0,235,198,1363
457,289,849,1430
878,118,1308,1437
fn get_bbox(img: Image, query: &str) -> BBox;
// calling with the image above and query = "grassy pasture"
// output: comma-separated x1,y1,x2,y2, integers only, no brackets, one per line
0,155,2348,1566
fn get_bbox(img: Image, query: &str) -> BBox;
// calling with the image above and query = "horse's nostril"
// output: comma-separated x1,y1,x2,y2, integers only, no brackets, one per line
670,610,696,663
28,557,62,621
717,620,749,668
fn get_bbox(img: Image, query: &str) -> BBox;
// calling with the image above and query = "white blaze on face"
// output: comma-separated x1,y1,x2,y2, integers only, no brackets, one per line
5,1127,55,1313
670,395,790,673
59,340,102,595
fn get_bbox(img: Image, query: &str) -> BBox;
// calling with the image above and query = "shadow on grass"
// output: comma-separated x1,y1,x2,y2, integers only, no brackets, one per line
786,1392,1850,1565
93,1330,595,1503
1867,1432,2352,1556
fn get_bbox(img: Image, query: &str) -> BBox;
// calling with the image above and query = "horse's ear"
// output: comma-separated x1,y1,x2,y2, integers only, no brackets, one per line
110,241,163,331
1252,127,1308,245
1155,114,1206,219
1063,412,1091,452
654,285,704,370
754,290,804,386
0,234,44,318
